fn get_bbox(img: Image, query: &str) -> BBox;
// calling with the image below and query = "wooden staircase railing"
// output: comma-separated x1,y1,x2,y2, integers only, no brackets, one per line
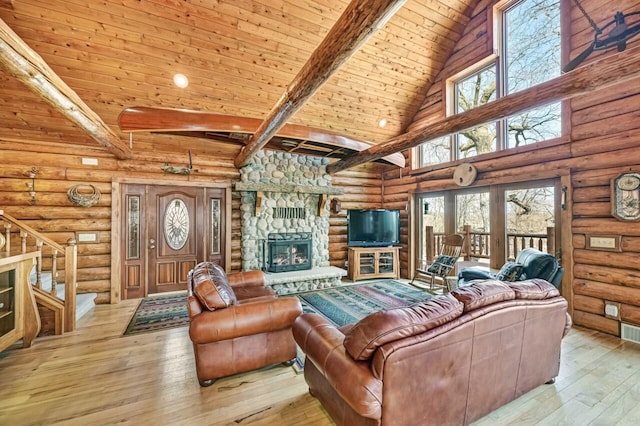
0,209,77,333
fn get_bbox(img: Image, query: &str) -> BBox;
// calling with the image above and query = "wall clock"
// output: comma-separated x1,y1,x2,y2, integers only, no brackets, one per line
611,172,640,221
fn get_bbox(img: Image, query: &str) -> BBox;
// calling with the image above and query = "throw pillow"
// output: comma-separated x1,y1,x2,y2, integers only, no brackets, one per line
191,262,237,310
426,255,457,276
495,262,523,282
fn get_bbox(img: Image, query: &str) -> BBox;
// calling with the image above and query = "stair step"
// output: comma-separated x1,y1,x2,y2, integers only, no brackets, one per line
31,269,95,322
75,293,96,321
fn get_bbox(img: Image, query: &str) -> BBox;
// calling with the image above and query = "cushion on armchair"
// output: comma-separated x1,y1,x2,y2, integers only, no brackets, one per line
495,262,523,282
425,255,457,275
191,262,237,310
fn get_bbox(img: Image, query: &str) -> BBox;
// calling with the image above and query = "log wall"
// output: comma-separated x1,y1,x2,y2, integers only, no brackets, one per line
384,0,640,336
0,137,384,303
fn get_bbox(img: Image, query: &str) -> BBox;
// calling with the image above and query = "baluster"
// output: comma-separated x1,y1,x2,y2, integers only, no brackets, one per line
425,226,434,264
20,230,28,253
4,223,11,255
50,249,58,297
35,239,43,289
546,226,555,254
462,225,471,260
538,238,543,251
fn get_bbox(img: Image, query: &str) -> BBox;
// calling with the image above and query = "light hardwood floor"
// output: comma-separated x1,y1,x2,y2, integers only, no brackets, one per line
1,300,639,425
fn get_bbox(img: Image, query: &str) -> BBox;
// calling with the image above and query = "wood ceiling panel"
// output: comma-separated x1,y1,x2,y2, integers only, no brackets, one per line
0,0,476,156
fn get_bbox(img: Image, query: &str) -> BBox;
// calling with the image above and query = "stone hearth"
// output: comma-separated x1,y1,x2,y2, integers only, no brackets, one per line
265,266,347,295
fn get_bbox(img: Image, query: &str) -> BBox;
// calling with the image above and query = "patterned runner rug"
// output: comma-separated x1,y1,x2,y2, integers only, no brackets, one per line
292,280,431,372
296,280,430,327
123,293,188,335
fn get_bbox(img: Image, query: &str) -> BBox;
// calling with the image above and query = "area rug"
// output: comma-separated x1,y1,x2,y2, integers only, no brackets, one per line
123,294,188,336
122,281,432,373
292,280,431,372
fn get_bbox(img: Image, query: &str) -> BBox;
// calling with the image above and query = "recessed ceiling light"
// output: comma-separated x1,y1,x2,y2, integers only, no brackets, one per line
173,73,189,88
378,118,388,128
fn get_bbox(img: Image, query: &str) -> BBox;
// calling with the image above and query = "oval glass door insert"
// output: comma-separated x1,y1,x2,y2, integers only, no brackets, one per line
164,199,189,250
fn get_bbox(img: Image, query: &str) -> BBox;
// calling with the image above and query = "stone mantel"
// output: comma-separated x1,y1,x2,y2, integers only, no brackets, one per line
234,182,344,195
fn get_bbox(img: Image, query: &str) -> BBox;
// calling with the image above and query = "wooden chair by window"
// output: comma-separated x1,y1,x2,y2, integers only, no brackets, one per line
411,234,464,294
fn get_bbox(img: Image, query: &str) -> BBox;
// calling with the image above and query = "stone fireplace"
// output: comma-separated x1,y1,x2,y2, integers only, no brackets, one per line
235,150,346,294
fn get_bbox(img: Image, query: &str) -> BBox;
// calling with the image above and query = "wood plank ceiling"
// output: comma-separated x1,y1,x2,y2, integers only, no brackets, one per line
0,0,476,160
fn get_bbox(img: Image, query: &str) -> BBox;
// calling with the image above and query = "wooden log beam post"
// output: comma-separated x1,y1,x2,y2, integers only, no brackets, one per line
0,18,132,160
326,45,640,174
233,0,407,168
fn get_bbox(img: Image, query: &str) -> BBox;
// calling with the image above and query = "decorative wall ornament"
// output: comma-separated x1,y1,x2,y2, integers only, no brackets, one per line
564,2,640,72
67,184,101,207
161,150,197,175
611,172,640,221
453,163,477,187
25,167,38,205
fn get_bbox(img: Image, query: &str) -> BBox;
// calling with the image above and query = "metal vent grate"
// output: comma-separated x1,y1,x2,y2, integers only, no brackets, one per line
273,207,306,219
621,323,640,344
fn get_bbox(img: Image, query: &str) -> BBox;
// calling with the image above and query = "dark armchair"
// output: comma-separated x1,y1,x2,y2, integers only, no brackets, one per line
458,248,563,288
187,262,302,386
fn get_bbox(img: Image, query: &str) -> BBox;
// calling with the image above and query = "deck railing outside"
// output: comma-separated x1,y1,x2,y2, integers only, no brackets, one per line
423,225,555,265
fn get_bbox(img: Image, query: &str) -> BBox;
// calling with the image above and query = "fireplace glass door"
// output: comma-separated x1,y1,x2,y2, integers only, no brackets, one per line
267,232,312,273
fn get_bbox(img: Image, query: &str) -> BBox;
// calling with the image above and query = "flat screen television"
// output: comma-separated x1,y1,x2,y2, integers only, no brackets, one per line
347,209,400,247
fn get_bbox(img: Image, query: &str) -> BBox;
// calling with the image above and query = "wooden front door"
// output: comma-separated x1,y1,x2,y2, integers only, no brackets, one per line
120,184,227,299
148,186,202,294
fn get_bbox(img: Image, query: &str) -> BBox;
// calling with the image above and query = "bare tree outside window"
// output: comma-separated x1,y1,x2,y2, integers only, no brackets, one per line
506,186,556,256
415,0,561,166
455,66,497,158
504,0,561,147
420,136,451,167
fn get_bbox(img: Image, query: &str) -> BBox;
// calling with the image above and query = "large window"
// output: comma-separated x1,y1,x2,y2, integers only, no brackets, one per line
455,65,497,159
416,0,561,168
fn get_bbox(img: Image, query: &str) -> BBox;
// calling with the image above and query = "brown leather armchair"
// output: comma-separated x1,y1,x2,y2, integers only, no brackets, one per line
187,262,302,386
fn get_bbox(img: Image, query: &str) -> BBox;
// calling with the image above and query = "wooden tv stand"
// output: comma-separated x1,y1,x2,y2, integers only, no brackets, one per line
348,246,399,282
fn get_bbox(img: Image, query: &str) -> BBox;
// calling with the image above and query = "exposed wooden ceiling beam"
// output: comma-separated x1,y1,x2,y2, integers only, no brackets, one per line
326,45,640,175
234,0,407,168
0,18,131,160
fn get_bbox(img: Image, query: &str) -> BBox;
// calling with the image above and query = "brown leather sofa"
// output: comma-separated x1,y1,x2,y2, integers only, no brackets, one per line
187,262,302,386
293,279,572,426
